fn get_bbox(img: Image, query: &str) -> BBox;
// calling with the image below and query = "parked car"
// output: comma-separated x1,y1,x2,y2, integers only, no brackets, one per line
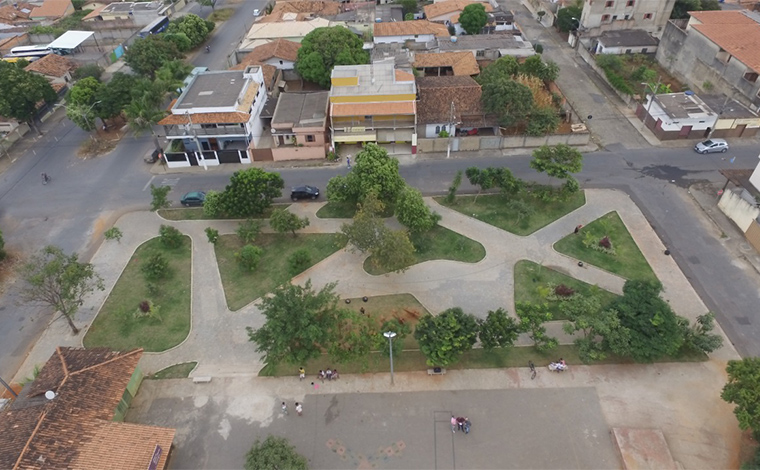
180,191,206,207
291,185,319,201
694,138,729,154
253,8,260,15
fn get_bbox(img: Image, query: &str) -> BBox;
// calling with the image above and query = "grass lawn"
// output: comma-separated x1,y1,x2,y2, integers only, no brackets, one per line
343,293,429,350
553,211,657,282
435,191,586,236
363,225,485,275
158,204,289,221
513,260,619,320
216,233,347,310
316,201,395,219
84,237,192,352
149,362,197,379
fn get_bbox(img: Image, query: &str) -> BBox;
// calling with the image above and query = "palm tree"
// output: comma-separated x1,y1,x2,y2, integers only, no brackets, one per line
125,91,167,154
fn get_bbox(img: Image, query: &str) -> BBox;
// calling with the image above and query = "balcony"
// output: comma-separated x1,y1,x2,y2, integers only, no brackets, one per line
162,123,248,138
330,117,416,130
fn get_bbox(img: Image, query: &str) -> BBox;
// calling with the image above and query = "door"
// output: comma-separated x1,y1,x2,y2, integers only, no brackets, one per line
679,125,691,138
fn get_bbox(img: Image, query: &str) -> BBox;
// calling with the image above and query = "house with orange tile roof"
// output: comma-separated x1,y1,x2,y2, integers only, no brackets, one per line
373,20,450,45
157,66,268,167
0,2,34,28
656,10,760,111
416,75,497,137
413,51,480,77
0,347,175,470
424,0,494,35
30,0,74,21
24,53,77,93
329,60,417,150
234,38,301,71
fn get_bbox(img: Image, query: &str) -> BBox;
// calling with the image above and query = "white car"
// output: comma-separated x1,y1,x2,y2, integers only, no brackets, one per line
694,138,729,154
253,8,260,16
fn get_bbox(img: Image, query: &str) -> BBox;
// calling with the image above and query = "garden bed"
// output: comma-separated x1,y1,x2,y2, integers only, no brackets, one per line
158,204,289,221
84,237,192,352
215,233,347,310
436,191,586,236
316,201,394,219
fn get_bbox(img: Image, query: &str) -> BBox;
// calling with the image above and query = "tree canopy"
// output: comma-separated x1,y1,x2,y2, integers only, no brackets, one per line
124,35,184,78
556,5,582,32
478,56,519,86
395,186,439,233
671,0,720,19
95,72,142,120
459,3,488,35
481,78,534,127
244,436,308,470
530,143,583,179
270,208,310,237
722,358,760,435
414,307,479,367
295,26,369,88
218,168,284,218
0,61,56,133
478,308,520,350
396,0,417,15
326,143,405,206
519,55,560,82
167,14,213,49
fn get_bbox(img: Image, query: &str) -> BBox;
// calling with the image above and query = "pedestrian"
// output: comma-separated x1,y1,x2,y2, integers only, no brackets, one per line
282,402,288,415
332,369,339,380
299,367,305,381
311,381,320,391
326,368,333,381
450,415,457,433
346,156,351,169
296,402,303,416
464,418,471,434
318,370,325,382
574,224,583,234
457,417,465,431
360,307,365,315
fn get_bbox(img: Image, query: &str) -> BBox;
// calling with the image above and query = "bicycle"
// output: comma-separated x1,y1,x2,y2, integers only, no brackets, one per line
528,361,536,380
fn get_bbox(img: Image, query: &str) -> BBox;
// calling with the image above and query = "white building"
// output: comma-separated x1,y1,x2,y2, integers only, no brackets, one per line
578,0,676,37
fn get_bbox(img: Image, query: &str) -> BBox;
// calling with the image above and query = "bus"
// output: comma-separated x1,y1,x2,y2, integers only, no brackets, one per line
138,16,169,38
8,45,51,60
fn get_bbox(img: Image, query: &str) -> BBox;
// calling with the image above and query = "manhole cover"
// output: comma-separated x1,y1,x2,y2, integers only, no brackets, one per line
688,256,700,264
736,316,751,325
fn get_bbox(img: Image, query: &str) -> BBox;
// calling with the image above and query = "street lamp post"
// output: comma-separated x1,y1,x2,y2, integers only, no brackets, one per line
383,331,397,385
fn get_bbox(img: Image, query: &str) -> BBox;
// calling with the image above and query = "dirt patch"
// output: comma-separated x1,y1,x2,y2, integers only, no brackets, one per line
77,137,118,159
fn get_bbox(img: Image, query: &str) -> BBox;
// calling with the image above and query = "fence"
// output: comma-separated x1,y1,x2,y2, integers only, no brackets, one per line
164,149,251,168
417,132,591,154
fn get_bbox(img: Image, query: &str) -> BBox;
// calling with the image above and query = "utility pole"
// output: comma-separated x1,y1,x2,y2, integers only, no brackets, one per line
185,112,208,170
446,101,456,159
644,76,662,125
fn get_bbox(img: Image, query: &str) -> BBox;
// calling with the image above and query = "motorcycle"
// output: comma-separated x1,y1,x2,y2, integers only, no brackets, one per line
41,173,50,185
205,45,210,53
548,362,568,372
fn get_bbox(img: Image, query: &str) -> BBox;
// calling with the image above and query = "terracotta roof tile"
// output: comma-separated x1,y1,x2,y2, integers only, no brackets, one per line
416,75,492,126
414,51,479,76
0,2,34,22
259,0,340,22
424,0,492,20
82,3,107,20
24,53,75,78
158,112,250,125
690,12,760,73
395,69,415,81
374,20,450,38
31,0,72,18
0,348,171,470
72,422,175,470
332,101,415,116
239,38,301,63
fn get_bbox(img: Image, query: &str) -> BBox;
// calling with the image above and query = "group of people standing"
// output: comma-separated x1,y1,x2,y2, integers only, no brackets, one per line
450,416,472,434
298,367,340,382
282,402,303,416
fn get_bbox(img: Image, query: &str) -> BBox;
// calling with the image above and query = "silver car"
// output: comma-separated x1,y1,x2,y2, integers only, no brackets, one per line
694,138,729,154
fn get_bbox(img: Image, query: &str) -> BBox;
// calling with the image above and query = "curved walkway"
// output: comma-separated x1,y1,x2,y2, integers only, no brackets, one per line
13,189,739,382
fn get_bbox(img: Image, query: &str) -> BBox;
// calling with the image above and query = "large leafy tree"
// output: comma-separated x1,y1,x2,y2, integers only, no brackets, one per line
269,208,310,237
459,3,488,35
167,14,211,49
478,308,520,350
295,26,369,88
562,294,630,363
530,143,583,180
124,35,183,78
678,312,723,354
326,143,405,207
247,280,341,365
611,280,684,362
245,436,308,470
481,78,534,127
0,61,56,135
95,72,142,121
395,186,439,233
519,55,560,82
465,167,500,202
556,5,582,32
516,301,558,352
19,245,104,335
722,358,760,436
414,307,479,367
219,168,284,218
67,77,102,107
671,0,719,19
477,56,519,86
372,228,416,273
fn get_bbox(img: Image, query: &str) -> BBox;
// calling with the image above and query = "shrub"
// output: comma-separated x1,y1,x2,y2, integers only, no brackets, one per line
445,170,462,204
236,244,263,271
205,227,219,244
599,236,611,249
104,227,123,243
288,249,312,276
150,184,171,211
159,225,183,248
596,54,623,72
141,253,169,281
202,190,222,218
237,219,261,244
554,284,575,298
135,299,161,321
534,43,543,53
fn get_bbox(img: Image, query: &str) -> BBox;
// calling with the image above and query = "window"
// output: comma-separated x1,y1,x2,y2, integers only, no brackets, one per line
605,0,614,6
602,14,611,21
716,48,731,64
612,15,618,20
279,60,283,65
625,48,632,54
744,71,759,83
643,12,653,19
642,48,648,53
624,14,630,19
306,135,315,142
200,124,217,129
435,125,441,133
626,0,634,5
476,50,485,57
365,115,372,120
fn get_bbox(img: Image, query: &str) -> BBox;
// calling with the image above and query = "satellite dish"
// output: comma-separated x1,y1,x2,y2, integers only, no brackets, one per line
44,391,56,400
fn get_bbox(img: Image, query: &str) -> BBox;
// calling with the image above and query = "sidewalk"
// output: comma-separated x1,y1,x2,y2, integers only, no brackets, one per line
10,188,739,384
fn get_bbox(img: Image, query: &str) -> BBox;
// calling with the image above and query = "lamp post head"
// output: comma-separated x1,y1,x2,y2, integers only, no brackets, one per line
383,331,397,339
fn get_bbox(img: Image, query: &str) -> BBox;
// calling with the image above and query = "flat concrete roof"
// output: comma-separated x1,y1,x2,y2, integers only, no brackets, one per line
439,33,532,51
330,61,415,97
176,71,246,110
700,94,759,119
272,92,329,128
598,29,659,47
654,92,713,119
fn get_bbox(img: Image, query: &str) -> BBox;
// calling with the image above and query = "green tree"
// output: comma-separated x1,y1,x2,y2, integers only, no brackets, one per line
341,192,387,252
150,184,171,211
205,227,219,244
396,0,417,15
270,208,310,237
124,91,167,137
372,228,416,273
247,280,341,365
459,3,488,35
722,358,760,436
530,144,583,183
104,227,123,243
516,301,558,352
95,73,141,121
414,307,479,367
167,14,211,48
196,0,215,11
295,26,369,88
72,64,104,81
326,143,405,206
611,280,684,362
67,76,102,107
0,61,57,135
244,436,308,470
154,60,193,96
159,224,183,248
562,294,630,362
481,78,534,127
142,252,170,281
237,244,263,271
65,103,99,133
477,56,519,86
219,168,284,218
395,186,439,233
526,106,561,136
124,35,184,78
19,245,104,334
519,55,560,82
237,219,262,244
478,308,520,350
556,5,582,32
678,312,723,354
288,249,311,276
202,190,222,217
163,32,192,53
670,0,701,18
445,170,463,204
465,167,499,202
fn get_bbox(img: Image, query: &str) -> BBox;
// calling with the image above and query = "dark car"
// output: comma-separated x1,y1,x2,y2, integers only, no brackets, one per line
180,191,206,207
291,185,320,201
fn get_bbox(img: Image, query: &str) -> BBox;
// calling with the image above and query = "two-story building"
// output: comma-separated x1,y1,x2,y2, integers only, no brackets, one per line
656,10,760,112
329,60,417,151
270,92,329,161
157,66,267,167
578,0,676,37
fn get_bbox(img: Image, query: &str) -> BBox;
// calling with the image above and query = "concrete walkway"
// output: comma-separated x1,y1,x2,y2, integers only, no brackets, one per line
11,188,739,384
